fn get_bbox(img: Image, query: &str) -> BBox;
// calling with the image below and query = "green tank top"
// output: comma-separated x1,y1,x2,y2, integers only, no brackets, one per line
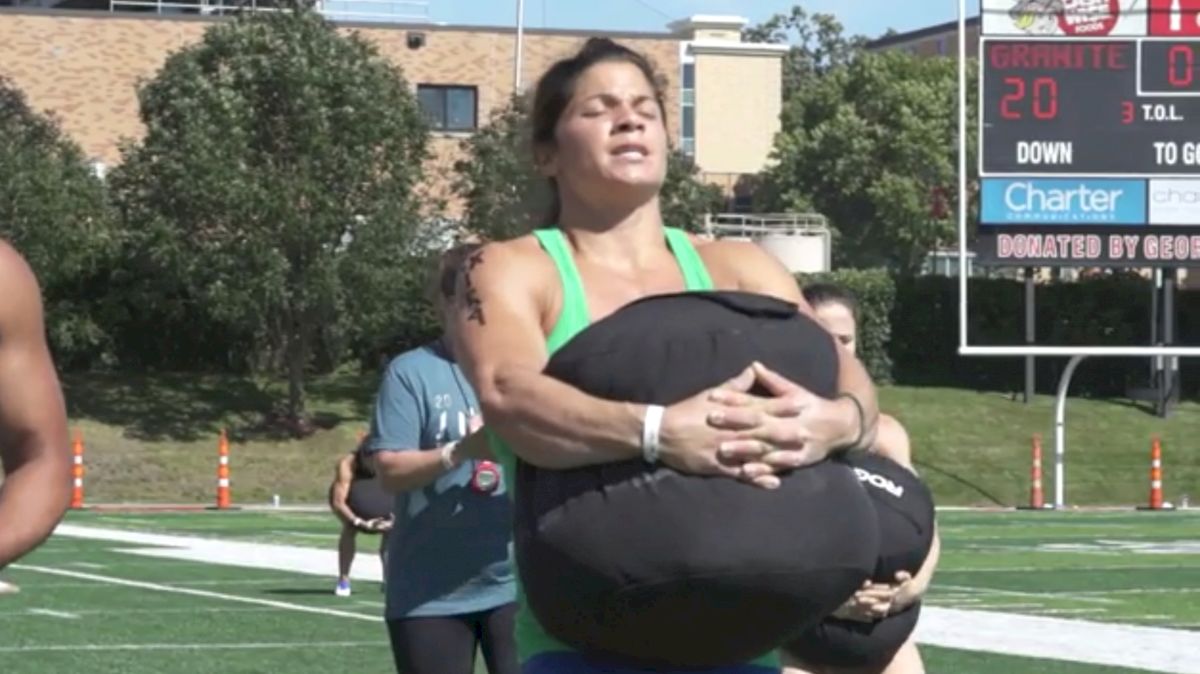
486,227,781,669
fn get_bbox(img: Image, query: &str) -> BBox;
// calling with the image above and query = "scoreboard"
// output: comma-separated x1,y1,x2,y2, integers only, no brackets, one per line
977,0,1200,266
983,40,1200,175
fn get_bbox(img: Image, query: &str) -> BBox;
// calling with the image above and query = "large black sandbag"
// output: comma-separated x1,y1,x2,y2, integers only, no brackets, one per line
839,450,935,582
784,603,923,668
514,291,879,668
783,450,936,667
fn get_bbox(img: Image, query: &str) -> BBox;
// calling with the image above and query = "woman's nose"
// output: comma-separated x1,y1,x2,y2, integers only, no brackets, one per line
612,107,645,134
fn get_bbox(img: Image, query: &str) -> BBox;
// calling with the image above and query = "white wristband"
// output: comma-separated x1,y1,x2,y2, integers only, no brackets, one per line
440,442,458,471
641,405,665,464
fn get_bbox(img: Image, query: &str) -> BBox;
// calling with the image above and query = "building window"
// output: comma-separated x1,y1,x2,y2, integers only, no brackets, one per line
417,85,477,131
729,192,754,214
681,62,695,157
936,37,947,55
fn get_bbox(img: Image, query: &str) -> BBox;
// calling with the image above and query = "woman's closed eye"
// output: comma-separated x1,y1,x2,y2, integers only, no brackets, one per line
634,102,659,119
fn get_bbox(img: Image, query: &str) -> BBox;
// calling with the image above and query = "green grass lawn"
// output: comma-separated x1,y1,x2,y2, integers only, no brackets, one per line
879,386,1200,507
60,371,377,506
57,372,1200,507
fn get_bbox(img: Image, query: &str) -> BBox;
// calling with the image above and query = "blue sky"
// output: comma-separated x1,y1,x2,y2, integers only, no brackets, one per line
424,1,961,40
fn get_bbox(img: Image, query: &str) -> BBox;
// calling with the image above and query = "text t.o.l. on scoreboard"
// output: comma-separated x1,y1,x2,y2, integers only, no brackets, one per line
977,0,1200,266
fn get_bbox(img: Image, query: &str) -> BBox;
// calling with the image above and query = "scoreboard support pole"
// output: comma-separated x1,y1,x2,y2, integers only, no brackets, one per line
1158,269,1179,418
1025,267,1036,404
1159,270,1169,418
1169,268,1181,410
956,0,969,351
1151,270,1160,391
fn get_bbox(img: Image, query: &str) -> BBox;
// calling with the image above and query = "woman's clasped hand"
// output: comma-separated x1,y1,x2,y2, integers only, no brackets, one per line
659,362,863,489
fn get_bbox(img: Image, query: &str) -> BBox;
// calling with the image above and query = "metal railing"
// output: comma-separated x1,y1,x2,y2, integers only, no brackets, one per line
703,212,832,273
701,212,830,239
106,0,430,23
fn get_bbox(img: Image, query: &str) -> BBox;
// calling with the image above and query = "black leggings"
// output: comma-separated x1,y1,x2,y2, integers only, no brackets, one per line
386,603,519,674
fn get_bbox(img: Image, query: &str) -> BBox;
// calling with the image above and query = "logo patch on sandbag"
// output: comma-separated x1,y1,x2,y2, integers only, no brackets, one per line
854,467,905,498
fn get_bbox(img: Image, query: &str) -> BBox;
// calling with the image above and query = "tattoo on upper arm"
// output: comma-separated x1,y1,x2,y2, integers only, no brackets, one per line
459,250,486,325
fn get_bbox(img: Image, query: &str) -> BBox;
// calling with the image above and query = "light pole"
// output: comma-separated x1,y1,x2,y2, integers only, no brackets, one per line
514,0,526,93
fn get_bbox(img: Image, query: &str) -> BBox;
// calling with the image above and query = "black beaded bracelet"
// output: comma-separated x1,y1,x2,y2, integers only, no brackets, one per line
836,392,867,450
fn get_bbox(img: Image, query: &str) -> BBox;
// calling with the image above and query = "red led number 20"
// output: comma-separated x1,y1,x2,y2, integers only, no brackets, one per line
1000,76,1059,120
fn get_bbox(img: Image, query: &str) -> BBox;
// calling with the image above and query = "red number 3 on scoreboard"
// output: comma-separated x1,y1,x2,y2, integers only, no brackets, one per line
1000,76,1058,120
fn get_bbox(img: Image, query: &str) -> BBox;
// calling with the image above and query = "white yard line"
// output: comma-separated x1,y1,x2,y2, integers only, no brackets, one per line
935,584,1118,604
1034,608,1107,616
1073,587,1200,595
935,596,985,604
917,607,1200,674
953,603,1046,611
0,607,286,618
941,564,1186,572
21,579,305,590
50,524,382,581
269,531,332,540
12,565,380,624
26,608,79,619
0,640,387,653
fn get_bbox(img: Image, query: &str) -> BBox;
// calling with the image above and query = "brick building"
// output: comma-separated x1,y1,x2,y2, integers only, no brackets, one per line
0,4,786,219
866,16,980,57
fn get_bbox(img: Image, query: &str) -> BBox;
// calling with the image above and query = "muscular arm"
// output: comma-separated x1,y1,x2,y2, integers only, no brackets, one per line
905,523,941,604
373,447,447,493
452,242,645,470
372,430,495,492
874,414,912,468
0,244,70,569
718,241,879,451
328,455,359,525
875,415,940,605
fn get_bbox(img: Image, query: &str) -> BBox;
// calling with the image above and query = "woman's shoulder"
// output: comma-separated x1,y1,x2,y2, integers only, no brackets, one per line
466,234,557,279
873,413,913,469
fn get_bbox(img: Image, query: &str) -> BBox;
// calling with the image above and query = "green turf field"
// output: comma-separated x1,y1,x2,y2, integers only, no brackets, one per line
0,509,1195,673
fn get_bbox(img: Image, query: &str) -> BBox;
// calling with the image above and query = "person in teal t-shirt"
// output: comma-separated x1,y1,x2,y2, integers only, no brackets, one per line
365,243,518,674
446,38,882,674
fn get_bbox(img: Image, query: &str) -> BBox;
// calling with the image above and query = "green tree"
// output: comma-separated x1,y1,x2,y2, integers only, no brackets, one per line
453,96,723,241
742,6,869,100
761,51,978,273
109,4,430,429
451,97,548,242
659,151,725,234
0,76,117,367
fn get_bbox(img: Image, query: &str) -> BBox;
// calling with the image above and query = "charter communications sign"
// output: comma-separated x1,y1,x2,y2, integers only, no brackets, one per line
981,179,1146,225
978,178,1200,264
